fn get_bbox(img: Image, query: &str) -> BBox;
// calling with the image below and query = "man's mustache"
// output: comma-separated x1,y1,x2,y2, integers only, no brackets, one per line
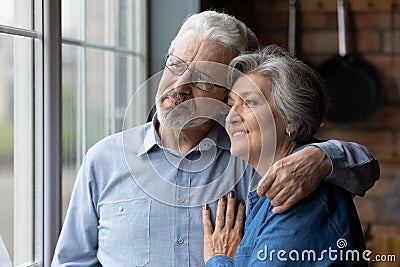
160,88,192,104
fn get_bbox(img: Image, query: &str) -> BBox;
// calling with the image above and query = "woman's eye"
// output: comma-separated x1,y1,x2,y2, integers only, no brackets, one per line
244,99,256,107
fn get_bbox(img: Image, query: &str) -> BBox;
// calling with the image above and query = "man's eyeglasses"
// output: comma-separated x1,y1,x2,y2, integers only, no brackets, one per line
165,54,225,92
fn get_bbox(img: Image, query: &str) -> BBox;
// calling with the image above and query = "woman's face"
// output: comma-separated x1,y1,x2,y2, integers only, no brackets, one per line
226,73,285,168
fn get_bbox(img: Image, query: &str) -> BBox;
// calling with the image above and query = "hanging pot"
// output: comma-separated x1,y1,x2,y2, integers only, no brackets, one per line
318,0,382,124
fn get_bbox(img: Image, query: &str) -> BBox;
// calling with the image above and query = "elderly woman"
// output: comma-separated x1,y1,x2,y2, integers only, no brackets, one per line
203,45,366,266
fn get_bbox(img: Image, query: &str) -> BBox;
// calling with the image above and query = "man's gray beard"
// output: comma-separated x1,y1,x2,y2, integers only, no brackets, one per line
155,99,210,130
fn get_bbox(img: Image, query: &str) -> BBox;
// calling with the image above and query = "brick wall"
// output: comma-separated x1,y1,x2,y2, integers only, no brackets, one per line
203,0,400,262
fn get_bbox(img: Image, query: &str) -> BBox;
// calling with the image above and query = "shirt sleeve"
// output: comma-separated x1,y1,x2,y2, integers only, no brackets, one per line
51,153,102,267
206,255,234,267
312,139,380,196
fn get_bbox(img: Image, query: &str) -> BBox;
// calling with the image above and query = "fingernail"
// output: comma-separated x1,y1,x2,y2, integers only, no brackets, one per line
228,191,235,198
203,203,209,210
220,196,226,202
256,188,262,196
240,199,245,206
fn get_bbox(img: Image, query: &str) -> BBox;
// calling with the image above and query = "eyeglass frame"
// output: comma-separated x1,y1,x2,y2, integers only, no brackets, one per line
164,54,226,93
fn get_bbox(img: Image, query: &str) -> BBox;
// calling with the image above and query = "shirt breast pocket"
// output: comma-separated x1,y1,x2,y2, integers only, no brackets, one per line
98,198,150,267
234,245,255,266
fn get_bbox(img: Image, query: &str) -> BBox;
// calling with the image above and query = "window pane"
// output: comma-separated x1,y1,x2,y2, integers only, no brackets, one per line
86,48,107,148
115,0,138,50
115,53,136,131
0,1,15,26
86,0,106,45
0,33,39,266
86,0,138,49
62,44,81,219
85,50,138,147
62,0,82,40
0,0,42,264
0,0,33,30
0,34,14,264
33,0,42,32
13,35,34,265
33,38,43,265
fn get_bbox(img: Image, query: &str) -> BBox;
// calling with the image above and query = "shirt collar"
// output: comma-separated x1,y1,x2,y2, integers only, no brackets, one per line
137,114,231,157
137,114,162,157
202,120,231,151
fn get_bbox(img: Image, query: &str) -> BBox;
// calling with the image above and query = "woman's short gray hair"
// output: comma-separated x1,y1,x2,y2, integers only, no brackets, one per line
168,11,259,56
230,45,328,143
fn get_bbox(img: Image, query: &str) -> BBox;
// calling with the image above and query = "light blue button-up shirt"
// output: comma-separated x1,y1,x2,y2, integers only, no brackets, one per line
52,118,378,267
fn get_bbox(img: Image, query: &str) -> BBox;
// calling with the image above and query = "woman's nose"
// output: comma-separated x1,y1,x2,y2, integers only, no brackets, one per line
226,106,241,125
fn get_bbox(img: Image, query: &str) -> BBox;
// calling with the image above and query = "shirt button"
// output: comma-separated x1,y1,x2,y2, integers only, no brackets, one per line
201,141,210,149
178,237,184,244
178,196,185,203
118,205,124,212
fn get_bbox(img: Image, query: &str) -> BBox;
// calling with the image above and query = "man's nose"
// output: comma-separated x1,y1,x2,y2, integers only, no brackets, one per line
173,70,193,94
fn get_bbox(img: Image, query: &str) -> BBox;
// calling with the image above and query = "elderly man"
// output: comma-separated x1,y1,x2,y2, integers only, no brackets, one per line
52,11,378,266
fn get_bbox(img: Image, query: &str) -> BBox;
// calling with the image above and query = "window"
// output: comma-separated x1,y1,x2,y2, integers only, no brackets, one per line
61,0,148,220
0,1,43,265
0,0,147,265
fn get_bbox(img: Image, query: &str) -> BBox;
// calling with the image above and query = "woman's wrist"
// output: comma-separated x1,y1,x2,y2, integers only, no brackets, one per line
205,254,233,267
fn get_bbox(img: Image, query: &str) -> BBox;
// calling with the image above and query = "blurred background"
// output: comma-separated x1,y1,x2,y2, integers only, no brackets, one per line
0,0,399,266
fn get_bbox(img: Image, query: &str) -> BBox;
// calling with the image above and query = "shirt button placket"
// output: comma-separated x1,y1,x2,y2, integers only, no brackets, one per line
174,158,190,265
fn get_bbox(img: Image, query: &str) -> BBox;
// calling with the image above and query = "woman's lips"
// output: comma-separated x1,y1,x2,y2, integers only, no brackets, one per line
228,127,248,137
232,131,247,137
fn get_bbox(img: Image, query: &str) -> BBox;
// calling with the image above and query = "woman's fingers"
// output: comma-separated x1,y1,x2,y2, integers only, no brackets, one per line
233,200,246,236
202,196,246,262
202,204,213,236
215,196,227,231
203,193,246,234
224,191,236,229
203,204,216,263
